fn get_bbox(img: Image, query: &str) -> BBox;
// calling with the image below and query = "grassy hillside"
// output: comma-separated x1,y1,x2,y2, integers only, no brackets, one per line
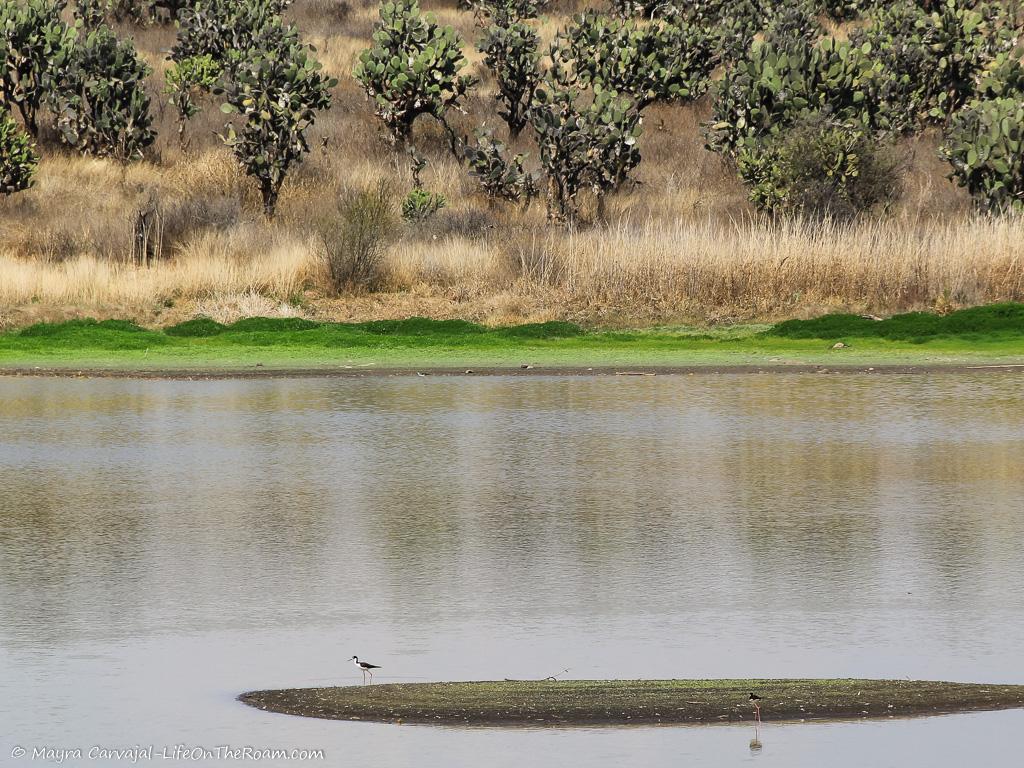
0,1,1021,330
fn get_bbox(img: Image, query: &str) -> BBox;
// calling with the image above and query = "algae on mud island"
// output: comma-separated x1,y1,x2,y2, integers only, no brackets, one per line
239,679,1024,726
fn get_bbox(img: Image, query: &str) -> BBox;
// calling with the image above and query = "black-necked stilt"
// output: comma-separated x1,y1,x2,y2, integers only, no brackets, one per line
351,655,381,684
749,692,762,723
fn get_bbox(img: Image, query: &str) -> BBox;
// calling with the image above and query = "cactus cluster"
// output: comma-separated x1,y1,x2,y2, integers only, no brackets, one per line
172,0,289,78
0,0,77,137
819,0,874,21
465,129,535,203
847,0,1019,133
918,0,1018,119
0,107,37,194
941,97,1024,212
531,85,642,222
219,25,335,217
705,38,878,159
74,0,109,29
763,2,824,48
477,14,540,139
52,25,155,160
354,0,476,144
559,12,716,111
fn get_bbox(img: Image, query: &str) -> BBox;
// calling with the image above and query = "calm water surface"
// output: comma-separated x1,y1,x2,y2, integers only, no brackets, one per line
1,374,1023,767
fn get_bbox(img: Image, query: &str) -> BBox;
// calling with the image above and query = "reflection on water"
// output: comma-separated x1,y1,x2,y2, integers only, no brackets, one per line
1,374,1023,767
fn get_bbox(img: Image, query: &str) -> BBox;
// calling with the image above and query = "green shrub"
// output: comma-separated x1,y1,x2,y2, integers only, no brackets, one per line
0,0,77,137
975,52,1024,101
165,54,220,148
676,0,769,65
52,25,155,160
737,113,904,219
19,318,149,336
401,187,447,222
940,97,1024,213
317,180,397,292
354,317,485,335
0,109,38,195
462,0,545,21
219,24,335,217
353,0,476,144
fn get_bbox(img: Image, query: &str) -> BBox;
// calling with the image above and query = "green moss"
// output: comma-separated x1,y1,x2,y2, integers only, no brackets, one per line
768,303,1024,340
229,317,322,333
352,317,488,336
18,318,148,337
495,321,585,339
1,305,1023,372
164,317,229,337
239,679,1024,726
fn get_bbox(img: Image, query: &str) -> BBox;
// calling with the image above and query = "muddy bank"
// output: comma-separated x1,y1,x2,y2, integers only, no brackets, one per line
238,679,1024,726
4,363,1024,380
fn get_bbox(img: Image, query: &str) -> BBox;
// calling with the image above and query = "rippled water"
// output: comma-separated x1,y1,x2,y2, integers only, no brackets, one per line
1,374,1022,767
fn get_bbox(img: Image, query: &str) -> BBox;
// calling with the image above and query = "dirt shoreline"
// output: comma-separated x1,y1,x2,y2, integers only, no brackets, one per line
3,363,1024,380
238,680,1024,726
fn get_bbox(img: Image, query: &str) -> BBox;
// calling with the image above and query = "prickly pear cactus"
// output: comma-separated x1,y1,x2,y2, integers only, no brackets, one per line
559,11,716,110
354,0,476,144
919,0,1018,120
0,107,37,195
531,84,642,222
219,25,335,217
52,25,155,160
465,129,536,202
172,0,290,76
0,0,78,137
819,0,874,21
941,97,1024,212
763,2,823,48
477,15,540,139
705,37,879,159
74,0,109,29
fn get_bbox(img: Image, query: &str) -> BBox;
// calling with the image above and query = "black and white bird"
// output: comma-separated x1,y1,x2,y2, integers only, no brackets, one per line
749,692,762,722
350,655,381,684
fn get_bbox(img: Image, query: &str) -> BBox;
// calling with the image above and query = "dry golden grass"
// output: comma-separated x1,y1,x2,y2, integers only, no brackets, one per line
3,215,1023,329
0,0,1017,329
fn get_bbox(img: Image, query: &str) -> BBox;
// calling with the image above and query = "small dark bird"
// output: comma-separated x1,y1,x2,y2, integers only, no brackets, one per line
351,655,381,685
749,693,762,702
